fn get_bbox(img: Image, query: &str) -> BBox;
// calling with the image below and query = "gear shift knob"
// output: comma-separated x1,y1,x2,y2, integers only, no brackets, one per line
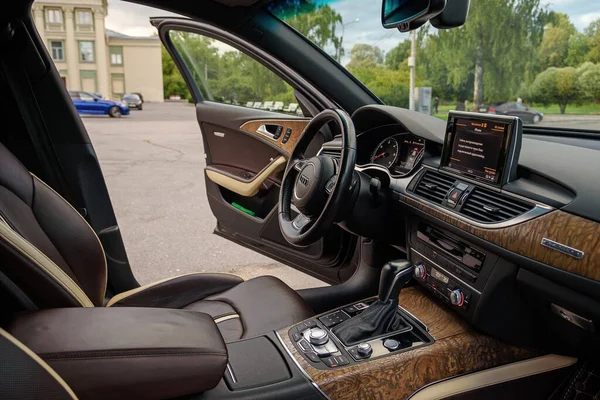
378,260,413,303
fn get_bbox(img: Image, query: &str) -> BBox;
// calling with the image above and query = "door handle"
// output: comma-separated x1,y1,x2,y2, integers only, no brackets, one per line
205,156,286,197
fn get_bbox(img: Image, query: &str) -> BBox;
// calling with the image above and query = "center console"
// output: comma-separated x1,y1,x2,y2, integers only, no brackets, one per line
287,261,434,369
287,298,433,369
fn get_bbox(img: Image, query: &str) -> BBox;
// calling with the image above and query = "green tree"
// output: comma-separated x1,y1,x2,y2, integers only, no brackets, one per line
161,45,190,100
385,40,411,70
347,44,384,69
420,0,547,108
565,32,591,67
278,4,343,60
585,19,600,63
530,67,582,114
537,13,577,69
578,63,600,101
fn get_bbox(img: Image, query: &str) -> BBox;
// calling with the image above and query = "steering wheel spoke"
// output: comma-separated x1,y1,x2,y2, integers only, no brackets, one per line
325,175,337,195
292,213,313,231
293,158,307,172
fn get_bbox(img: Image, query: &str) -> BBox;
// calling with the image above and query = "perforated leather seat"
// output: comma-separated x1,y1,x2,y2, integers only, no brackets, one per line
0,143,313,342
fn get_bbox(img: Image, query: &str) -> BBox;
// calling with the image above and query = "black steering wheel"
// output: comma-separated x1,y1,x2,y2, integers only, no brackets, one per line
278,109,356,246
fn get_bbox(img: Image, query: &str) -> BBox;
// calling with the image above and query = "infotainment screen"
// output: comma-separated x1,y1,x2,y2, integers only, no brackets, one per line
440,111,522,187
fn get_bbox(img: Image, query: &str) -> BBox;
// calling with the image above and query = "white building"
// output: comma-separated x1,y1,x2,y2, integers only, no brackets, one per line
32,0,164,101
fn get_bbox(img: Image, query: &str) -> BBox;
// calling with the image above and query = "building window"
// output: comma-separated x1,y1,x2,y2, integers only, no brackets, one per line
110,46,123,65
76,9,93,31
79,41,95,62
80,71,98,94
111,73,125,96
47,8,62,24
46,8,63,31
50,41,64,61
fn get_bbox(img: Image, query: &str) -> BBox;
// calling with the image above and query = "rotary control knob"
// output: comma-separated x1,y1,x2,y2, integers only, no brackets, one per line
414,263,426,280
450,288,465,307
356,342,373,357
308,329,329,346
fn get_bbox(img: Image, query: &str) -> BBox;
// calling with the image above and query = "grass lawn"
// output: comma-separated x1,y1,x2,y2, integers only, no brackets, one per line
432,103,600,120
530,103,600,115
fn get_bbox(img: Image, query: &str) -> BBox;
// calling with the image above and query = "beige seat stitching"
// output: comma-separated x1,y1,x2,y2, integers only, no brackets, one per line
0,328,78,399
0,221,94,307
31,173,109,294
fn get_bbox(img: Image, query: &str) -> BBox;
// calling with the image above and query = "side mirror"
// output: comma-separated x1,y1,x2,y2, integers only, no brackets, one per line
94,98,98,102
382,0,446,32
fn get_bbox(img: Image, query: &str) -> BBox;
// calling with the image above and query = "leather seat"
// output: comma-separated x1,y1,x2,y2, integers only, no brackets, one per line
0,143,313,341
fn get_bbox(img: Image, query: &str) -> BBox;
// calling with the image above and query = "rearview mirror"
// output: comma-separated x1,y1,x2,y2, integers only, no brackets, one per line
430,0,470,29
382,0,446,31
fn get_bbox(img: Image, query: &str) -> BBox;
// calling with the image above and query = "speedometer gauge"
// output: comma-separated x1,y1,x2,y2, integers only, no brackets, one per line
371,137,398,168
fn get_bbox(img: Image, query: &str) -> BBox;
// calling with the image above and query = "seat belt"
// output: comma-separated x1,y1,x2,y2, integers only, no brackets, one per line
0,20,77,208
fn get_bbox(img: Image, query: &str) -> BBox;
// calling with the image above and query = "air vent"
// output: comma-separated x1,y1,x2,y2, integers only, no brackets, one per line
413,170,455,205
460,188,534,223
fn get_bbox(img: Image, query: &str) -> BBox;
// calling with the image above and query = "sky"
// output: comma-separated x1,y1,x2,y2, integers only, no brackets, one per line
105,0,600,63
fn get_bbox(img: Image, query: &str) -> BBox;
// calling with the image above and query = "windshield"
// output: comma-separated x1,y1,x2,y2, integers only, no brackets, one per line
270,0,600,131
123,94,140,101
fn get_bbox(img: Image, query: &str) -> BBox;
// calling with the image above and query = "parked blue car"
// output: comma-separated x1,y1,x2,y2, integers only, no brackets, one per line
69,91,130,118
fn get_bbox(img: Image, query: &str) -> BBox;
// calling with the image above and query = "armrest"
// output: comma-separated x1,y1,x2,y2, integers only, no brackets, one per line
8,308,228,400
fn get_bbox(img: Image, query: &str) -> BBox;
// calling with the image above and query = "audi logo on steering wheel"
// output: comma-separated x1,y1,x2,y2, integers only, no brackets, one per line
299,174,309,186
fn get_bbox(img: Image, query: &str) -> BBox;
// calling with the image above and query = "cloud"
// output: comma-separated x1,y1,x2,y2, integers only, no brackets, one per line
579,12,600,28
105,0,179,36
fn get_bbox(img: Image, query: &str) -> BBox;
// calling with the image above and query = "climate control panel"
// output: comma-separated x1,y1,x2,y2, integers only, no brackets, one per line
410,250,475,313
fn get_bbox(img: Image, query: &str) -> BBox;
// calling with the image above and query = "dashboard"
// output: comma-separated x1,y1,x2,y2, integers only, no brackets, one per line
324,105,600,356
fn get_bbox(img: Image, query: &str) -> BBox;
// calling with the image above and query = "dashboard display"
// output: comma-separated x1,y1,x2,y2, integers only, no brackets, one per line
441,112,522,187
371,137,398,168
392,137,425,175
431,268,449,284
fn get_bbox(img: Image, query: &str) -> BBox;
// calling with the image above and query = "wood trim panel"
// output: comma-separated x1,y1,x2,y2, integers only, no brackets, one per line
239,119,310,155
400,194,600,282
279,287,540,400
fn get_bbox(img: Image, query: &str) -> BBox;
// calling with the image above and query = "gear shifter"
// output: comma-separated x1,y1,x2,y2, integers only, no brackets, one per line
378,260,413,303
332,260,413,345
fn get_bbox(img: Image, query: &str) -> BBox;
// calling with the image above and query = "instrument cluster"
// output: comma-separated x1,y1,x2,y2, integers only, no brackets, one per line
357,129,426,177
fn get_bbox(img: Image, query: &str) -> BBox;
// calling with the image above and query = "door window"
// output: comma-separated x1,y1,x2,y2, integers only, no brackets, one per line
79,92,95,101
167,30,301,115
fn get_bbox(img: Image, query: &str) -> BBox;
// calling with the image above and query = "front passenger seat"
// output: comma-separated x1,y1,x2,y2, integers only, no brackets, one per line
0,143,312,342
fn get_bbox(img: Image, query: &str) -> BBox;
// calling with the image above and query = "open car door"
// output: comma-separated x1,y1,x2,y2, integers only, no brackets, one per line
153,18,357,284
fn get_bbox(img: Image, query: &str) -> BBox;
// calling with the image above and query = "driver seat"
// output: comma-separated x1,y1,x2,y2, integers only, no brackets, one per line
0,143,313,342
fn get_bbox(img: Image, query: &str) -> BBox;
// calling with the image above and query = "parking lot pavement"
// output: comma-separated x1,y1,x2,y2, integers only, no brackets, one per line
82,102,327,290
538,114,600,130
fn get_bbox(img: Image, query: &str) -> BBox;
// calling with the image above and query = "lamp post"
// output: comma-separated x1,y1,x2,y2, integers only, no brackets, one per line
408,30,416,111
338,18,359,62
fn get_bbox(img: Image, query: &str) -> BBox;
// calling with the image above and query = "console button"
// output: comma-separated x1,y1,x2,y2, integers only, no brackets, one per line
292,332,302,342
383,339,400,351
455,182,469,191
298,339,311,352
334,355,350,366
319,310,350,328
322,357,339,368
305,320,317,328
305,351,320,363
343,305,358,314
357,342,373,357
446,189,464,208
309,329,329,346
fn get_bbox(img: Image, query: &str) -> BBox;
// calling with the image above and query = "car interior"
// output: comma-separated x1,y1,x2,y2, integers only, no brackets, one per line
1,0,599,399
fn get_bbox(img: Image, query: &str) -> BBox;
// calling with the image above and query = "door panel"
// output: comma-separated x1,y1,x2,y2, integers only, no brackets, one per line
198,103,354,283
